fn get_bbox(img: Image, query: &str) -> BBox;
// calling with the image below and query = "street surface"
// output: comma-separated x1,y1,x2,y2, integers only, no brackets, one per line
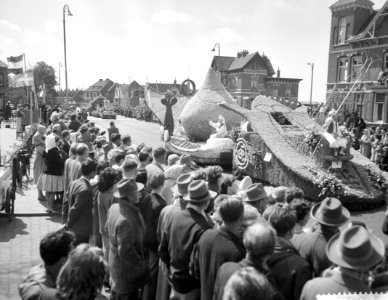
89,115,162,149
0,117,387,299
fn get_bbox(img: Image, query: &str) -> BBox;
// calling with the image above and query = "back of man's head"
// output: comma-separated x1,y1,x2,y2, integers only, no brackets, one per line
76,143,89,157
153,147,166,161
40,231,75,266
268,205,297,237
149,173,165,190
138,151,149,163
243,223,275,260
219,196,244,224
121,134,131,145
81,160,97,177
122,159,138,173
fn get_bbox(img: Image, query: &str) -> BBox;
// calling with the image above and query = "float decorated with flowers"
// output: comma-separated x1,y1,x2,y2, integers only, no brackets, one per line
220,96,388,210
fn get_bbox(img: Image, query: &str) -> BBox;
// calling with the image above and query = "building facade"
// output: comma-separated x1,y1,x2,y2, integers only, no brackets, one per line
55,89,84,107
210,50,301,107
113,81,144,108
83,78,116,103
326,0,388,123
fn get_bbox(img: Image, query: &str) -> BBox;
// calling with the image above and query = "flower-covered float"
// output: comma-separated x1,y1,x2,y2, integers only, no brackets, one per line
220,96,388,210
147,68,242,167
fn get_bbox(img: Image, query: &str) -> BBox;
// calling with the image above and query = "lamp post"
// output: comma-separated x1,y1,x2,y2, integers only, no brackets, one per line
63,4,73,105
307,62,314,109
211,43,221,56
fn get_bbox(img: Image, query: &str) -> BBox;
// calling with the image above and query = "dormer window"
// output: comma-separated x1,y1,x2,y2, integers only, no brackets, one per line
338,17,350,44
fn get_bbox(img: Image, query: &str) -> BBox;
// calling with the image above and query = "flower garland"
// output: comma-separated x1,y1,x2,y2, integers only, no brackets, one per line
308,167,347,199
227,126,242,143
303,125,323,153
364,164,388,192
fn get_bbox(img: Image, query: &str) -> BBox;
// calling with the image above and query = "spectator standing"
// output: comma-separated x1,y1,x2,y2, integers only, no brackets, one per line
61,130,71,159
32,125,47,201
289,199,312,236
62,143,89,223
108,121,119,142
243,183,269,214
50,112,68,132
18,231,76,300
137,151,150,185
300,225,385,299
141,173,167,300
194,196,246,300
37,134,65,214
68,113,82,132
65,160,97,245
145,147,167,183
158,180,215,299
120,134,137,154
266,205,312,300
107,179,150,299
213,222,283,300
111,133,122,149
292,197,350,276
360,129,372,159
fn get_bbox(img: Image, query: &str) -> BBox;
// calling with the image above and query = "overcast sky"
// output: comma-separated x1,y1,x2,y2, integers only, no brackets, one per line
0,0,386,102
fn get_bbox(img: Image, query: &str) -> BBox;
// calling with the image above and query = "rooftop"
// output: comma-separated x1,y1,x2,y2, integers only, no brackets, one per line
85,78,115,92
330,0,374,10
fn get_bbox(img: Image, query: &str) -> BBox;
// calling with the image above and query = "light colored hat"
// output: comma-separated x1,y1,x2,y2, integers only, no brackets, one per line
171,173,193,196
239,176,253,191
245,183,267,202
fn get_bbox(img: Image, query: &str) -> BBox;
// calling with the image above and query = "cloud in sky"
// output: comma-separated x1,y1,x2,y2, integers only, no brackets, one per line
0,0,387,102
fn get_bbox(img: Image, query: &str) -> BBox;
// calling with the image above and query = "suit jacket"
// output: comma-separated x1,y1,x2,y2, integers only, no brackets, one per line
140,192,167,251
158,207,213,293
107,202,150,294
213,258,284,300
292,226,338,276
62,159,82,223
300,270,370,300
267,237,312,300
195,227,246,300
66,178,94,237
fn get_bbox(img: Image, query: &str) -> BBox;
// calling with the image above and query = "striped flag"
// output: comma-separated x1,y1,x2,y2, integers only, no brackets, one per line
10,70,34,87
7,54,24,74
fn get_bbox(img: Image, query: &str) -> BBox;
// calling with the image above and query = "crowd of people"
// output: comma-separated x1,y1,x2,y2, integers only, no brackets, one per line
17,109,388,300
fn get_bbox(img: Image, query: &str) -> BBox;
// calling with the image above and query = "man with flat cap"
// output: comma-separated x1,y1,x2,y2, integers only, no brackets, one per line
292,197,350,276
158,179,216,300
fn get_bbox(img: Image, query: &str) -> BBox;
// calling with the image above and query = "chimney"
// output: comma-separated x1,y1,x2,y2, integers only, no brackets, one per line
242,50,249,57
277,67,280,78
106,78,109,81
174,77,177,85
99,79,102,81
237,51,242,58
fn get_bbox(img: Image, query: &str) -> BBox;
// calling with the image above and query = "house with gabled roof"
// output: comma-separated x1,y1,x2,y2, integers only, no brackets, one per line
83,78,116,103
326,0,388,124
210,50,301,107
114,80,144,108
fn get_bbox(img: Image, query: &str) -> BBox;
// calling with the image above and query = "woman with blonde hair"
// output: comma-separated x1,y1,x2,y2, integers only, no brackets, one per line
56,244,107,300
33,125,47,201
360,128,372,159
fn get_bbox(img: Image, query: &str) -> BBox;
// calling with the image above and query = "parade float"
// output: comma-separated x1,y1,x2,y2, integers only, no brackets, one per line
219,96,388,210
146,68,242,167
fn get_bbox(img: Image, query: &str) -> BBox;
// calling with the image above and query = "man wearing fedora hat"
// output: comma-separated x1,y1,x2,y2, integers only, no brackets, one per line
300,225,385,299
244,183,269,214
159,180,216,299
106,178,150,299
155,173,193,300
292,197,350,276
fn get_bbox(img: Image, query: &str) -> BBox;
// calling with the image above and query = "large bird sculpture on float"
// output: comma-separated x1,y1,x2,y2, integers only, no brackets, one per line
219,96,388,210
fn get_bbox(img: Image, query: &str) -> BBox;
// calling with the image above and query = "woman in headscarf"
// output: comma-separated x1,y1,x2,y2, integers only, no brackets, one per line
37,134,65,214
359,128,371,159
33,125,47,201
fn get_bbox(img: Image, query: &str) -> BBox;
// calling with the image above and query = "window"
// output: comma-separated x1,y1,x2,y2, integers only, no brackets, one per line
384,53,388,71
251,74,258,89
333,27,338,45
351,56,362,80
374,94,385,121
273,89,278,97
0,73,3,86
285,89,291,98
338,17,348,44
338,58,349,82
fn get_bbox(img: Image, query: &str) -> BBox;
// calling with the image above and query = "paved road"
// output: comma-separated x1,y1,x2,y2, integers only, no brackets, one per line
89,115,162,149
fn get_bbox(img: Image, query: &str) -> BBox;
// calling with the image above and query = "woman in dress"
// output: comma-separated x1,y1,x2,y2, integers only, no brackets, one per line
37,134,65,214
359,129,371,159
33,125,47,201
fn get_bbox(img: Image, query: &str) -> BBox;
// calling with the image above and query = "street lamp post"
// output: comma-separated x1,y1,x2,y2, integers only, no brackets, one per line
308,62,314,109
211,43,221,56
63,4,73,105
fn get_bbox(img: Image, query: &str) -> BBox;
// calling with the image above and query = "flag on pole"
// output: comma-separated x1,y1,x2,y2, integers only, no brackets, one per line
7,54,24,74
9,70,34,88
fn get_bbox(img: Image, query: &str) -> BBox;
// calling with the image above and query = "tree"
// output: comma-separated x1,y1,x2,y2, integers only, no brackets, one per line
33,61,57,101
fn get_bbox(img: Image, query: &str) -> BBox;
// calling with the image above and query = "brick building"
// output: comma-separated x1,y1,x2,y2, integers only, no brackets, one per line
113,80,144,107
83,78,116,103
55,89,84,107
326,0,388,123
210,50,301,107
